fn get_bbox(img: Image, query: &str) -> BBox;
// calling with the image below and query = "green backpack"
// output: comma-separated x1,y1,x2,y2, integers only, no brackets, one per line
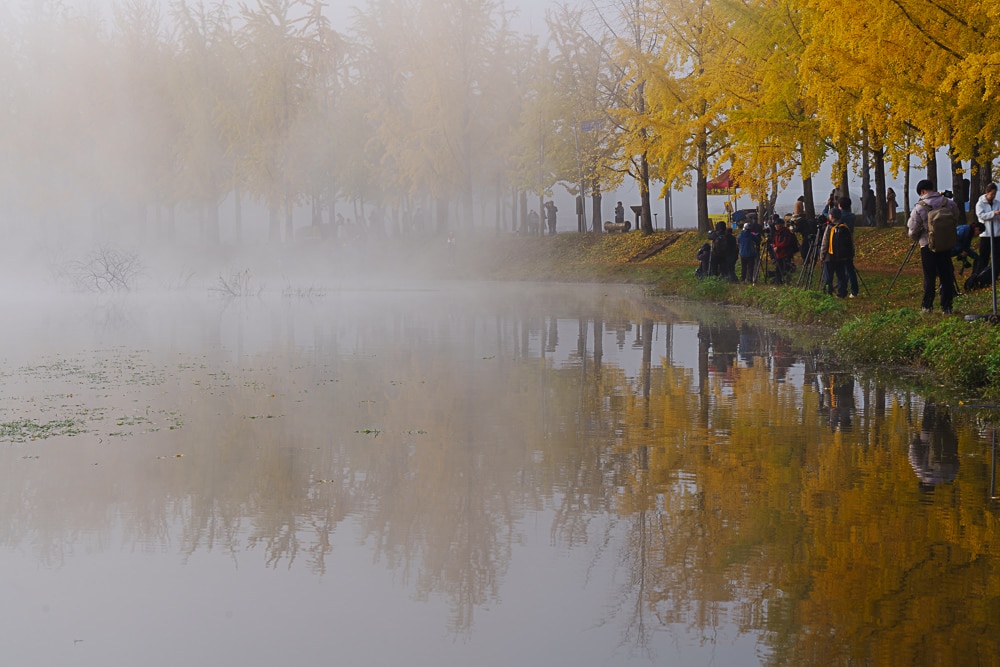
919,200,958,253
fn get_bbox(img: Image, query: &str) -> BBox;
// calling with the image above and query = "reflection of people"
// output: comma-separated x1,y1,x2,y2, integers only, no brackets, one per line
824,373,855,431
909,402,959,490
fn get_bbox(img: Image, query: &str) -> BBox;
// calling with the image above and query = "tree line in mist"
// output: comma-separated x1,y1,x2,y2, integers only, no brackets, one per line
0,0,992,245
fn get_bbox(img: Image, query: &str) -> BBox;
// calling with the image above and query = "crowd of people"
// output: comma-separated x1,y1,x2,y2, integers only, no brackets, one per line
695,194,860,298
695,181,1000,313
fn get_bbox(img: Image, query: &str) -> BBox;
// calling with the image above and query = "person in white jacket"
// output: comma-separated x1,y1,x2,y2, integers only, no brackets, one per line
974,183,1000,276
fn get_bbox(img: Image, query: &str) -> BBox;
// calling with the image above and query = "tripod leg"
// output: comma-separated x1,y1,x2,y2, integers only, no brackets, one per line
886,240,918,296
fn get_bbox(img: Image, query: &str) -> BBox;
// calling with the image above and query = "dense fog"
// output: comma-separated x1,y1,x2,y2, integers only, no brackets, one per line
0,0,596,292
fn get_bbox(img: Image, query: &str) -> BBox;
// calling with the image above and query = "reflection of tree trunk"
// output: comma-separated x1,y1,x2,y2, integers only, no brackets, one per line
875,380,886,421
641,319,653,403
593,319,603,377
641,319,653,428
520,318,528,360
284,184,294,243
698,327,710,427
663,320,672,365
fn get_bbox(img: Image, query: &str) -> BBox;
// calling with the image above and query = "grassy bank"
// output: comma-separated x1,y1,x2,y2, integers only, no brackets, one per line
452,226,1000,398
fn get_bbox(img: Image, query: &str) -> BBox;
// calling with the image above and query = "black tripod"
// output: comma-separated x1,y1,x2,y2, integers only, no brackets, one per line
796,234,821,289
886,239,919,296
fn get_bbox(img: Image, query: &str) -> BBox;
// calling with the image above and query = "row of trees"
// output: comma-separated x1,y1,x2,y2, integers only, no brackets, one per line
0,0,994,245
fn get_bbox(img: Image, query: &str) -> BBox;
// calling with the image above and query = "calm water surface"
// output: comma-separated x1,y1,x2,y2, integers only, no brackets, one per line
1,284,998,666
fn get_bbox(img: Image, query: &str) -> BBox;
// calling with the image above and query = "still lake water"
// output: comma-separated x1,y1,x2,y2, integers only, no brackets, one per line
1,283,998,666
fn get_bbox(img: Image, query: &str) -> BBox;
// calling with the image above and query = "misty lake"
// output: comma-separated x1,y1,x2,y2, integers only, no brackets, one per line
2,283,999,666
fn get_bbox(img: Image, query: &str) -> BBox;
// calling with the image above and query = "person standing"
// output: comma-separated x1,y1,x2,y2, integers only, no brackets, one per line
974,182,1000,277
862,188,877,227
544,200,558,235
837,197,860,297
614,201,625,225
907,179,959,314
822,209,852,298
770,218,794,284
793,195,805,218
737,223,757,283
886,187,898,225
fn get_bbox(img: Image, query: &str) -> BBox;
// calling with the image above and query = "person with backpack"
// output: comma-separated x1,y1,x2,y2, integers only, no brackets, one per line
907,179,960,314
821,208,853,298
837,197,860,297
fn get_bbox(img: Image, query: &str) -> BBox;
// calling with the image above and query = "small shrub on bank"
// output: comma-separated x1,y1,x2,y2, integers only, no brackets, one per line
688,276,730,301
837,309,1000,393
742,286,847,325
836,308,926,364
920,317,1000,389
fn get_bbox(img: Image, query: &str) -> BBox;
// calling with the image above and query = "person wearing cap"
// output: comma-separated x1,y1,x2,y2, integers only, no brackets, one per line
737,222,758,283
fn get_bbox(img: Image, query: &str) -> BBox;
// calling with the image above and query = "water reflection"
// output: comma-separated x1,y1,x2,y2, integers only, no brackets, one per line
910,402,960,490
1,285,998,666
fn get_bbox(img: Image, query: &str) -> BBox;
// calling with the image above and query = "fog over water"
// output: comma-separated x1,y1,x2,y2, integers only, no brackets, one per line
0,0,911,300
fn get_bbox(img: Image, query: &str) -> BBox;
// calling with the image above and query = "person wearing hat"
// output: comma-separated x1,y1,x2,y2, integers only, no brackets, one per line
737,222,758,283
